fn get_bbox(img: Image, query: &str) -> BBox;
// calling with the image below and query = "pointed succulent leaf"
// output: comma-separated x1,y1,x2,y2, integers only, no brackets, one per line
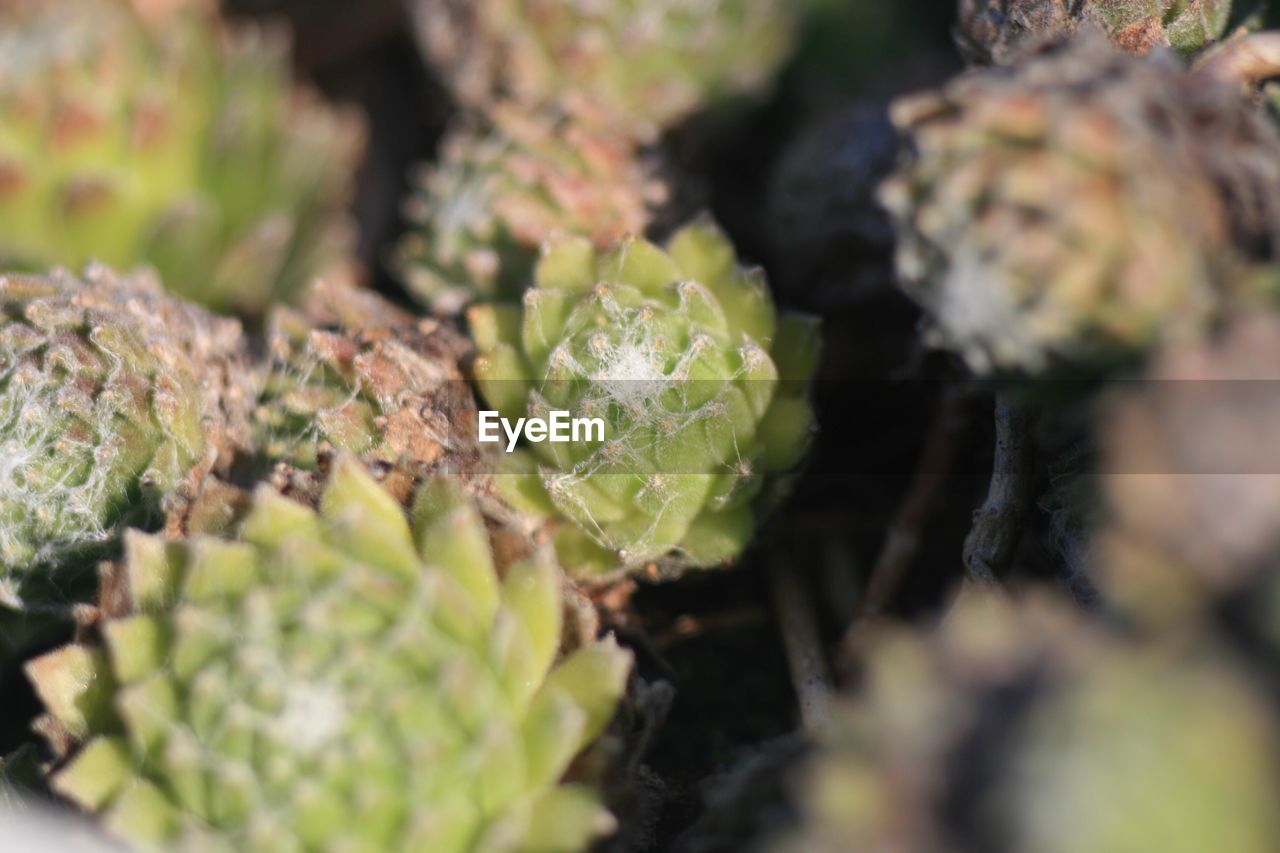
50,737,135,812
524,785,618,852
25,646,119,740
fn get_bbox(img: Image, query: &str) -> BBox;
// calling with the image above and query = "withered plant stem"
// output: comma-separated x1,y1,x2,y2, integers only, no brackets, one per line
963,395,1034,586
859,391,972,619
769,553,832,731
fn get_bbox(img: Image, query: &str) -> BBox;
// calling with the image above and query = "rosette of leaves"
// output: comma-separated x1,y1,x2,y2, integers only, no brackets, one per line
407,0,797,138
0,266,252,626
255,278,481,506
956,0,1234,64
782,592,1280,852
395,98,668,316
470,219,819,578
26,457,633,850
880,36,1280,373
0,0,362,316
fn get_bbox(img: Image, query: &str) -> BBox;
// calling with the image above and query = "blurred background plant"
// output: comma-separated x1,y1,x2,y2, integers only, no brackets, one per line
0,0,363,317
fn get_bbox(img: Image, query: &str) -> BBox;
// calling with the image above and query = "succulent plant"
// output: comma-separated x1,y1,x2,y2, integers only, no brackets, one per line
881,36,1280,373
783,592,1280,852
255,278,483,507
956,0,1233,64
1097,310,1280,641
26,456,633,850
469,219,819,578
0,0,361,317
0,266,252,620
407,0,797,138
395,98,668,316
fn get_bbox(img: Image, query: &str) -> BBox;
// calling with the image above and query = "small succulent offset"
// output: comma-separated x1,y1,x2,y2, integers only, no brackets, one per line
470,220,819,578
956,0,1233,64
408,0,797,138
881,36,1280,373
26,458,633,850
0,267,252,616
0,0,361,317
256,278,481,505
395,99,668,316
782,593,1280,853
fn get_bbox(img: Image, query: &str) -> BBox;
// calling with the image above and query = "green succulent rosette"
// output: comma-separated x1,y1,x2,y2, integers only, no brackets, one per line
0,0,361,316
470,220,819,579
0,267,251,628
27,457,632,850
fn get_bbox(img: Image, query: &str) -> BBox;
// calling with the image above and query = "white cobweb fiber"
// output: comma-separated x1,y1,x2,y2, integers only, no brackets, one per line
0,367,116,583
528,276,770,563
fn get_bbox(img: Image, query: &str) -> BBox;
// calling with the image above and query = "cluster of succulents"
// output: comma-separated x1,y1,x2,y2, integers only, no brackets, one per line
395,0,820,580
408,0,798,138
18,0,1280,850
397,0,807,321
794,10,1280,852
395,98,668,315
0,0,826,848
0,0,361,316
395,0,809,333
471,221,818,577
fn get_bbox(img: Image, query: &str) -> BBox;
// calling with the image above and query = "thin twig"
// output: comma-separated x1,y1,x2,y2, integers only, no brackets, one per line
769,552,832,731
962,395,1034,586
858,391,971,619
653,608,770,649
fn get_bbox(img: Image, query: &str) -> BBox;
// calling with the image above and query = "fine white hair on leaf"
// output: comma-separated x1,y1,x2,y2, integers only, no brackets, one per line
535,271,775,562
